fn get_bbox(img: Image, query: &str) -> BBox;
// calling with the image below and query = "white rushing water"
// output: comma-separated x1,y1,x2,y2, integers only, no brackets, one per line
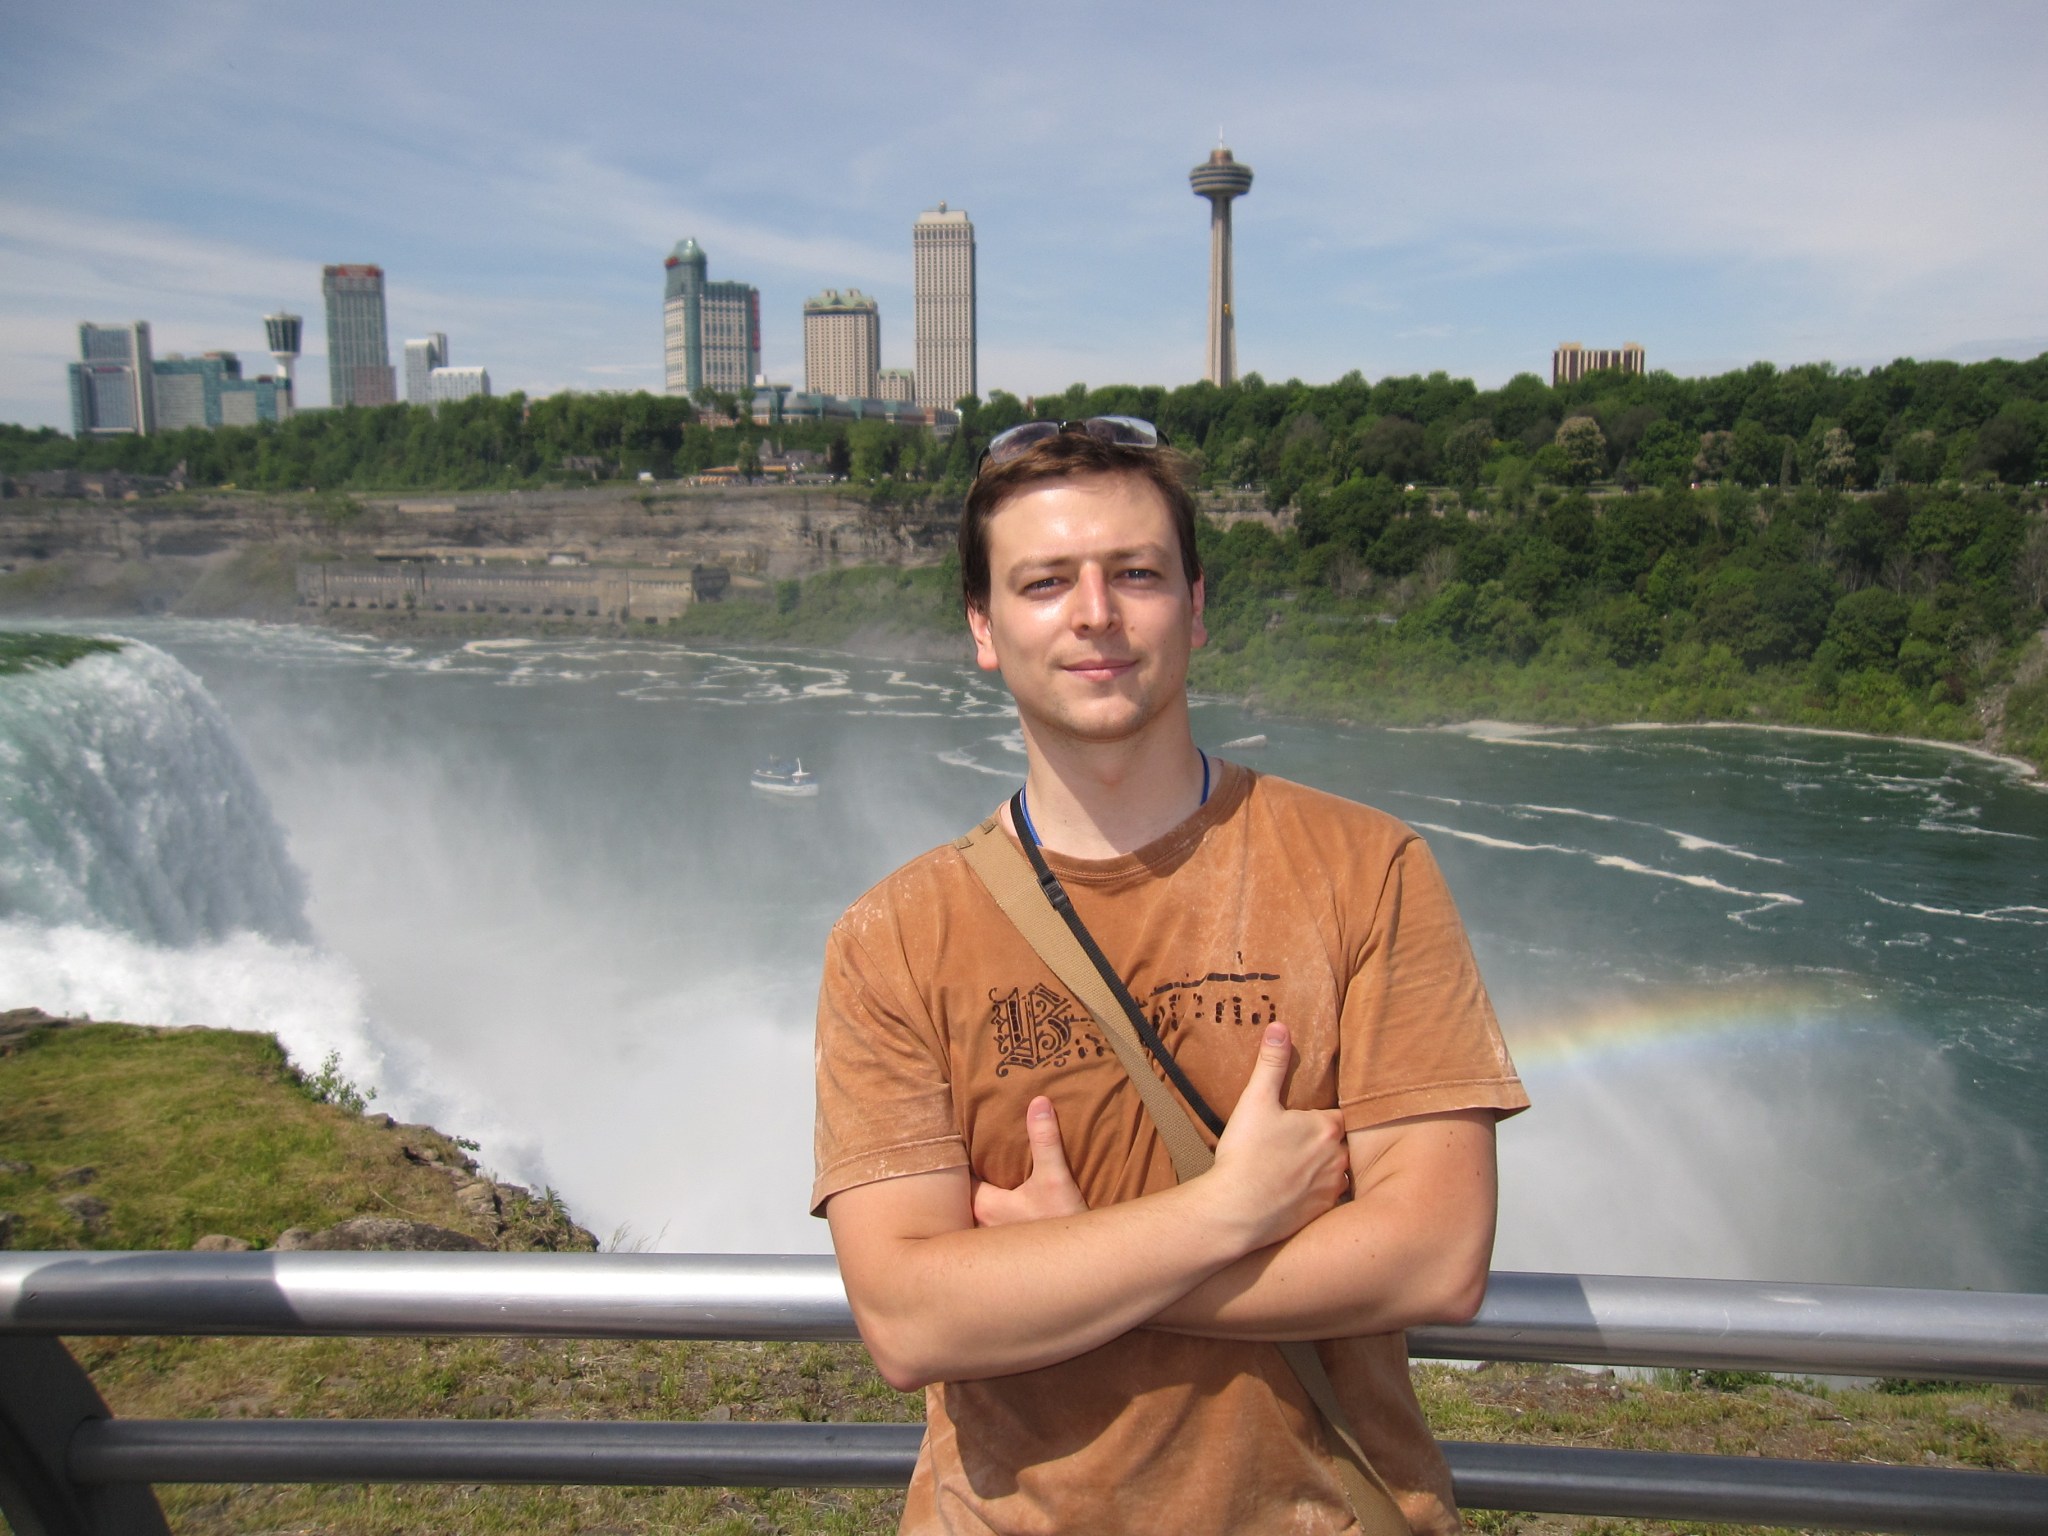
3,621,2043,1288
0,641,386,1087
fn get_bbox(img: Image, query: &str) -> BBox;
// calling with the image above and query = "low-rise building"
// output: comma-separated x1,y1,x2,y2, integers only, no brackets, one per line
1553,342,1646,388
426,366,490,406
153,352,291,429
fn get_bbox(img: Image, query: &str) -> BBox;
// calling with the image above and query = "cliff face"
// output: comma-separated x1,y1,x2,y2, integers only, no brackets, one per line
0,484,954,620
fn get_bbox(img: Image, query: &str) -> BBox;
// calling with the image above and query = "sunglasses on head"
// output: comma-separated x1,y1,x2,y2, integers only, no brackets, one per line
977,416,1165,472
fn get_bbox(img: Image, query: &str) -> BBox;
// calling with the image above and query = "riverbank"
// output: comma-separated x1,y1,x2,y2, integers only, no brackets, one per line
5,1014,2043,1535
4,518,2044,774
295,572,2048,779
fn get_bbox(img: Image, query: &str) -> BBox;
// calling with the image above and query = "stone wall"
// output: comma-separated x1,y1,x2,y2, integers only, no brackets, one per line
297,562,703,624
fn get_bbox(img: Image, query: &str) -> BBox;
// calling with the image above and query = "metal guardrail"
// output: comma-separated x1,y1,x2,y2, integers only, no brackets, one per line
3,1253,2046,1535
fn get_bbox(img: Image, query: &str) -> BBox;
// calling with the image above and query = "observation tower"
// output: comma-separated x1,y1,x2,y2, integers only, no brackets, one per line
1189,143,1253,386
263,311,302,415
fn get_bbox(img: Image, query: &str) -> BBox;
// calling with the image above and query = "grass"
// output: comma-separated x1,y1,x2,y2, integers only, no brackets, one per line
0,1021,494,1252
0,628,121,674
5,1020,2043,1534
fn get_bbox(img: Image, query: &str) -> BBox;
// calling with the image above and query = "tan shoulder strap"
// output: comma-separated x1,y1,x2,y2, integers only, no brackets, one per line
955,816,1412,1536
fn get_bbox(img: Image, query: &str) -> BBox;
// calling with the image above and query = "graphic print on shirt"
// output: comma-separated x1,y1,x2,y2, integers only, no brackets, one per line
989,983,1102,1074
1147,970,1282,1044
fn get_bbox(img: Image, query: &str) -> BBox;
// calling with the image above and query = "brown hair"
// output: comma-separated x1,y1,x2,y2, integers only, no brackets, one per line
958,433,1203,615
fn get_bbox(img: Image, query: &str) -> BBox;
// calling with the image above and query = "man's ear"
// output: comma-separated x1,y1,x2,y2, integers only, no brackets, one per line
967,601,1001,673
1190,574,1207,652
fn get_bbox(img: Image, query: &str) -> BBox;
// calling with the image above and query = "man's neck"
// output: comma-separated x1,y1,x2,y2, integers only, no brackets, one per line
1008,715,1208,859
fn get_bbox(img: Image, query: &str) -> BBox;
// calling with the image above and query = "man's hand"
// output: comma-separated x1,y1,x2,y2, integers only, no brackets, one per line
1203,1023,1350,1251
973,1096,1088,1227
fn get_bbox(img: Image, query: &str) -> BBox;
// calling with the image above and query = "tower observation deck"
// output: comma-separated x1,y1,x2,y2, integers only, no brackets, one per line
1189,145,1253,387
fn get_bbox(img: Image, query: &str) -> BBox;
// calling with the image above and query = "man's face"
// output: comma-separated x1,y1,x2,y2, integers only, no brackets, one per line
966,471,1206,750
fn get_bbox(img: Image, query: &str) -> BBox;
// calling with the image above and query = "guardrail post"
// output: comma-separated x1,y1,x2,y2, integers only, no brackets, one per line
0,1336,169,1536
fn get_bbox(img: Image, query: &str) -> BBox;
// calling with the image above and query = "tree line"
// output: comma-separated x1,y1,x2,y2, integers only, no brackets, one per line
4,355,2044,760
5,351,2043,498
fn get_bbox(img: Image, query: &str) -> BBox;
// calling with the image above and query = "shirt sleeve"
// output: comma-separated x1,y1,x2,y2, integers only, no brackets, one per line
810,901,970,1216
1336,835,1530,1131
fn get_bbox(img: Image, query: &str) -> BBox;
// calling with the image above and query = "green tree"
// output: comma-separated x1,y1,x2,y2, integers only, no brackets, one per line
1553,416,1608,486
1820,587,1911,672
1965,402,2043,485
1631,420,1695,486
1694,431,1733,484
1806,425,1858,489
1440,418,1494,491
1893,430,1945,484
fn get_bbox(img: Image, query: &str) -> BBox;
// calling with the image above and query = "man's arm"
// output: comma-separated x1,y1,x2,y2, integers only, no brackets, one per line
1149,1108,1498,1340
825,1023,1348,1392
974,1101,1499,1342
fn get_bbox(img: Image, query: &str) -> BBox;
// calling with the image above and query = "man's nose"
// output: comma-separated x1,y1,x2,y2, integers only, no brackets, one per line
1070,566,1115,631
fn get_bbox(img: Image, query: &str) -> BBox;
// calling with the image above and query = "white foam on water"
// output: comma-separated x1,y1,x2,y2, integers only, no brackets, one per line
937,747,1024,779
1916,820,2037,841
1512,804,1785,865
1412,821,1802,919
1867,891,2048,925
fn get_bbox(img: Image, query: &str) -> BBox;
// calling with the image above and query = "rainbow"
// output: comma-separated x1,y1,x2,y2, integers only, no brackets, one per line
1499,978,1849,1073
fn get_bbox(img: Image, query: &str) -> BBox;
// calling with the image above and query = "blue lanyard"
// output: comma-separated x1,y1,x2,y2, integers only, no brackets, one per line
1018,750,1209,847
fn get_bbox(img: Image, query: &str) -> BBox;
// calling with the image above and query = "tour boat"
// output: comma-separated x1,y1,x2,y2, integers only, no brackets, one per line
750,756,820,797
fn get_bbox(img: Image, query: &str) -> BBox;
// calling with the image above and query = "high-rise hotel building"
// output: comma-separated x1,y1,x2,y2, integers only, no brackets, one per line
803,289,881,400
663,240,761,396
68,322,155,436
322,265,396,407
913,203,975,410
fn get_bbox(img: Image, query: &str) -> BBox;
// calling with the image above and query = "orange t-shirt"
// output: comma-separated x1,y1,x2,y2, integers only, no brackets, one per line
813,762,1529,1535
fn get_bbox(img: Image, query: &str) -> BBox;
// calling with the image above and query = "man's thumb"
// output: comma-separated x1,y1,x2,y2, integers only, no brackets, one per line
1026,1096,1072,1177
1241,1023,1294,1103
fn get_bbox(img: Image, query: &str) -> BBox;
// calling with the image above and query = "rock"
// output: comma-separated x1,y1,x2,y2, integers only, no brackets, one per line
454,1179,502,1224
0,1006,78,1053
192,1233,253,1252
301,1217,489,1252
274,1227,317,1251
48,1164,98,1190
59,1194,109,1233
702,1404,731,1422
365,1113,397,1129
0,1211,17,1248
0,1158,34,1178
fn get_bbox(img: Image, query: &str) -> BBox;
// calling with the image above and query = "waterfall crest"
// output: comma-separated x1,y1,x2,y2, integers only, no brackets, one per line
0,641,309,945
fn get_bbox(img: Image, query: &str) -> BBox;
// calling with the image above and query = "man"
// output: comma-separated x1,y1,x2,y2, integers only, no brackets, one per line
813,419,1528,1535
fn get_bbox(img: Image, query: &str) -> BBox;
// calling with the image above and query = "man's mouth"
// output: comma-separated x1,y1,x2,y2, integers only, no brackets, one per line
1063,657,1135,681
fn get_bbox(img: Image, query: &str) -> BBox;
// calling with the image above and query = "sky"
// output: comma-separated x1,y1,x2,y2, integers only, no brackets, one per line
3,0,2046,428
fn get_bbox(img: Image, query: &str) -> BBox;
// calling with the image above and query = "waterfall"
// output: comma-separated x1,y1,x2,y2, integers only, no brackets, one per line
0,639,382,1084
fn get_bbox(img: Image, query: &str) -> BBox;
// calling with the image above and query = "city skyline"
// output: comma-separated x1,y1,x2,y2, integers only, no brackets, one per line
2,3,2045,429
